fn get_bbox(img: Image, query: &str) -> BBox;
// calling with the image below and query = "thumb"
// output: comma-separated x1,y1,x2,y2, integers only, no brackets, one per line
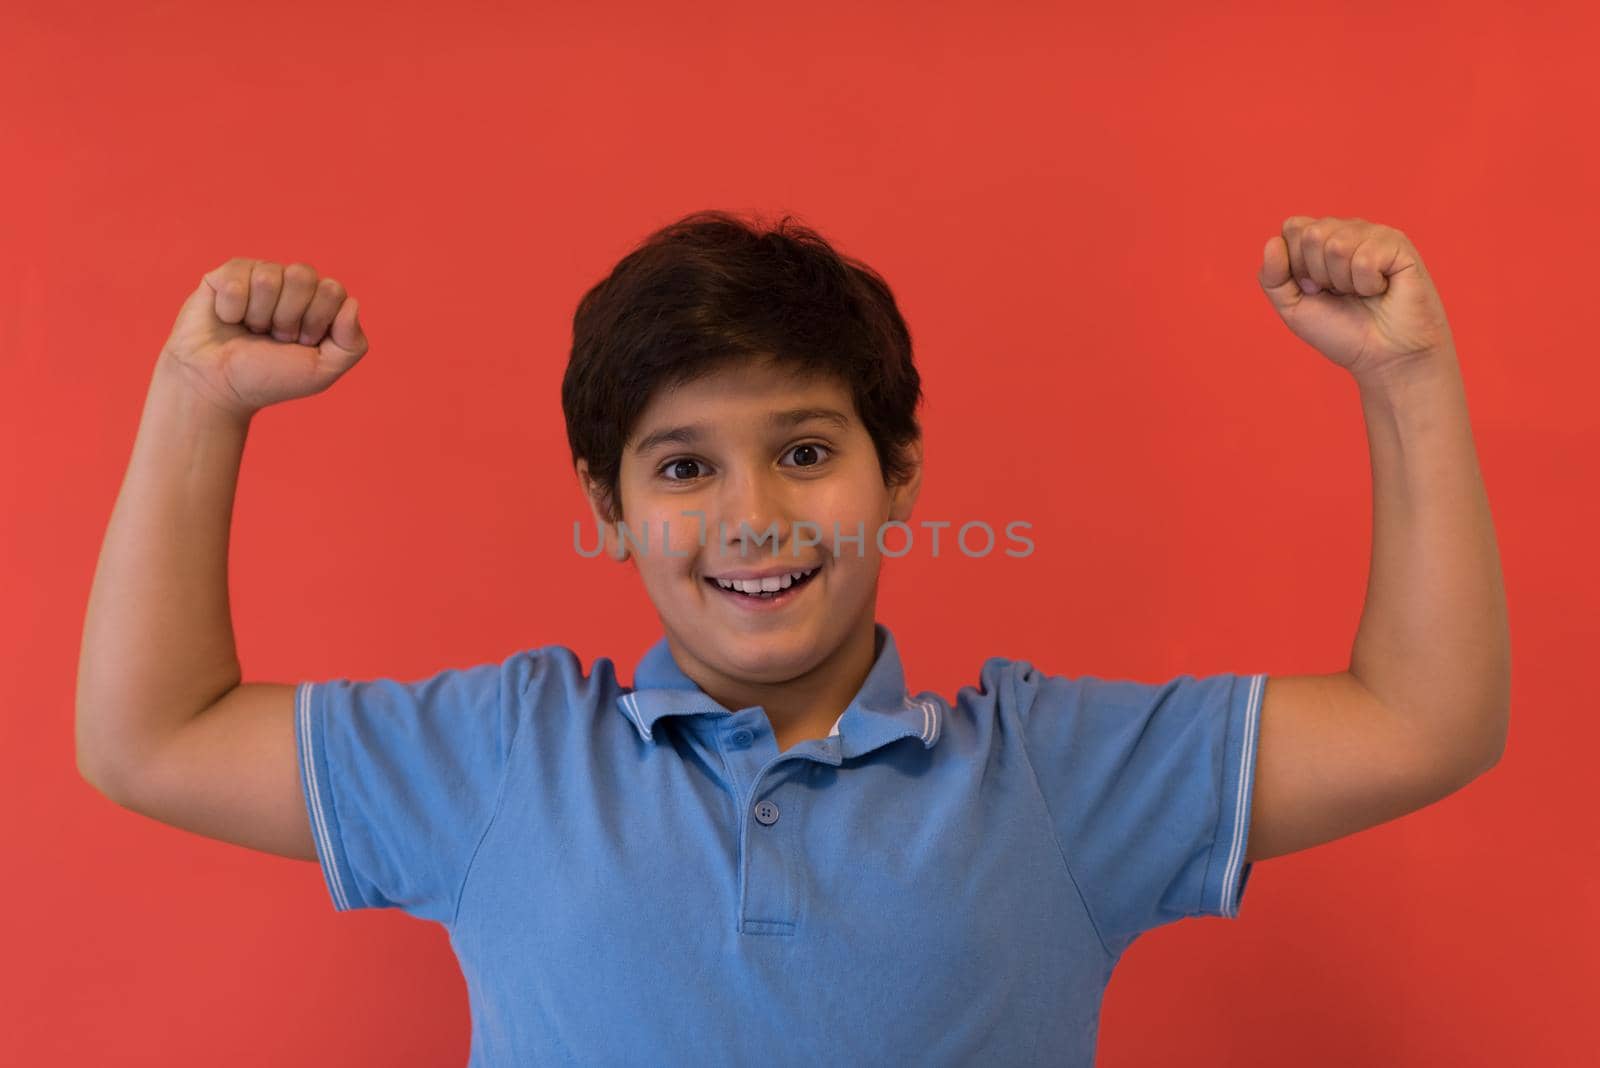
320,297,369,369
1258,235,1302,314
164,275,227,350
180,275,220,320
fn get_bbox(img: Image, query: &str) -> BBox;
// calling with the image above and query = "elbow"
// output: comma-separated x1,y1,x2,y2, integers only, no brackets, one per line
1483,719,1509,773
1419,705,1509,796
77,746,121,802
75,728,132,805
1466,705,1510,780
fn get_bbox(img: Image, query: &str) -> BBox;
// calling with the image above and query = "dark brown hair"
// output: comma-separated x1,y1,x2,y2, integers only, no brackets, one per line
562,209,923,523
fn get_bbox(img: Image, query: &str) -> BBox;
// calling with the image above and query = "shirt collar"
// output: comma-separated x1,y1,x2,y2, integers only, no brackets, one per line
616,622,941,763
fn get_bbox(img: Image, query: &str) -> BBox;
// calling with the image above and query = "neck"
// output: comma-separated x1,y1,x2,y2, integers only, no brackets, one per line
676,614,880,746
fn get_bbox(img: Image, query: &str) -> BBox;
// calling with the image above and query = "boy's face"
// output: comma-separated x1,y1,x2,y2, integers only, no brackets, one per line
578,357,921,695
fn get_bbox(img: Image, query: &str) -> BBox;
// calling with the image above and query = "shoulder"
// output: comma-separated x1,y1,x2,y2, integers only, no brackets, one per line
952,654,1091,717
926,656,1082,744
951,657,1257,761
968,655,1236,716
506,642,625,711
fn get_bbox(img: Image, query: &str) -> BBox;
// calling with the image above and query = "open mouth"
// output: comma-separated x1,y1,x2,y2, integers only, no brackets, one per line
704,564,822,603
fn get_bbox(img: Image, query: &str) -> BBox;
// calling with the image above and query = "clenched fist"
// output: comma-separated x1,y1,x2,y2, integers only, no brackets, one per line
160,258,370,421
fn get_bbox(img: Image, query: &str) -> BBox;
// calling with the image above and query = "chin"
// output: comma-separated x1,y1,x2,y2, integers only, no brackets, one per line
717,631,821,671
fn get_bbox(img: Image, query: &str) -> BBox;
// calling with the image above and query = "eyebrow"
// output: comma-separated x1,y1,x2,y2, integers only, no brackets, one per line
631,407,852,455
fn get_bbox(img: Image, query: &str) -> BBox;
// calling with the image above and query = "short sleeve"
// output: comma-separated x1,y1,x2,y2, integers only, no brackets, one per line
294,650,534,924
1012,662,1266,959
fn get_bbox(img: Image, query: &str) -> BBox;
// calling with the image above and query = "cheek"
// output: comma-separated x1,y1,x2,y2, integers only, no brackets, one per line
623,509,703,560
665,512,707,558
810,492,893,549
802,479,886,524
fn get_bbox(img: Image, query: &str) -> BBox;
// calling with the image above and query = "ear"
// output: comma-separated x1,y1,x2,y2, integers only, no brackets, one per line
886,436,924,524
575,459,630,563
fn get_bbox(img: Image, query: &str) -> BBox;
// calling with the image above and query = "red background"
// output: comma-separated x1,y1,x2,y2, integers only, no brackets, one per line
4,1,1596,1064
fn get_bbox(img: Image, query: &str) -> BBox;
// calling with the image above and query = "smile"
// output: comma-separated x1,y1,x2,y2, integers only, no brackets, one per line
704,565,821,601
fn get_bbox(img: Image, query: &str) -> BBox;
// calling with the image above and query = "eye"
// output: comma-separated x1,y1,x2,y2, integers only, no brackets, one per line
656,441,832,482
657,457,706,482
783,442,831,468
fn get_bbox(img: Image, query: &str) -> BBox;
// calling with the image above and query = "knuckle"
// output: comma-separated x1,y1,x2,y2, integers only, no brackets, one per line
317,276,346,298
284,262,317,283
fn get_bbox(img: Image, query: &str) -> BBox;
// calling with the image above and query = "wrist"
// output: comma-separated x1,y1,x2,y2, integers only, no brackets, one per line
1353,345,1463,406
152,351,256,431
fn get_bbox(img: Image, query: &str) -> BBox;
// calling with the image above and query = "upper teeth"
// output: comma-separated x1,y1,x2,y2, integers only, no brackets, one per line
715,568,817,594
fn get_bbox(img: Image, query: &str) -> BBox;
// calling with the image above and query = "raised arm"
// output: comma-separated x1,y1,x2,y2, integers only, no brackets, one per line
1243,217,1510,864
75,259,368,859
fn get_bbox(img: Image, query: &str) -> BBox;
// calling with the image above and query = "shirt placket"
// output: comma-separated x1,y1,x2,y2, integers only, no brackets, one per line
717,709,819,937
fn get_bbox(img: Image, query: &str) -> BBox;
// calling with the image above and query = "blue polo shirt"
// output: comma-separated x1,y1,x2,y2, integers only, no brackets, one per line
294,622,1265,1066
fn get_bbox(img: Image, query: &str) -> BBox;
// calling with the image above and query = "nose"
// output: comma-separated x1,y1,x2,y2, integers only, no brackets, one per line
715,468,794,567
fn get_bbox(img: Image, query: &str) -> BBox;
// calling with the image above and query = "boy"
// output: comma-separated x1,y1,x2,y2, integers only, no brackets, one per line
76,210,1510,1065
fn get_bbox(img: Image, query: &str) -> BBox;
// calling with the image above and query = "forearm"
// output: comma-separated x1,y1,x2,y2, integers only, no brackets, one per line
1348,346,1511,773
76,354,251,787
